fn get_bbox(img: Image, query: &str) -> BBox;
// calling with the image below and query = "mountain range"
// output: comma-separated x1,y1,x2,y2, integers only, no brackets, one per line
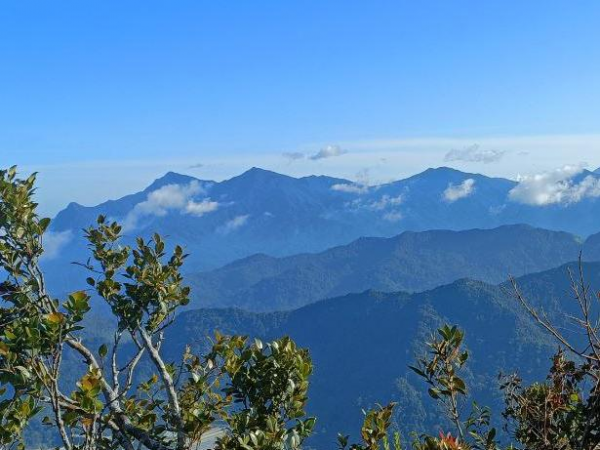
44,166,600,295
160,262,600,448
187,224,600,311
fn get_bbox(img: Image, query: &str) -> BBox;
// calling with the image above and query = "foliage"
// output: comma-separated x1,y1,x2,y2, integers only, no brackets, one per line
383,264,600,450
502,266,600,449
407,326,498,450
500,351,587,450
337,403,397,450
409,325,469,440
0,167,314,450
210,335,315,450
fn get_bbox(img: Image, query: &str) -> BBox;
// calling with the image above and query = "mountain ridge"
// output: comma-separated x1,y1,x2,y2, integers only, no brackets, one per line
186,224,596,311
164,262,600,447
43,166,600,296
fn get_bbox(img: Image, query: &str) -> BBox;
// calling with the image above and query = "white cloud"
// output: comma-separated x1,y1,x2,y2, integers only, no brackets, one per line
370,194,403,210
123,181,218,230
383,211,403,222
42,230,73,260
443,179,476,202
509,165,600,206
185,199,219,216
309,145,348,161
489,204,507,215
331,183,370,194
444,145,506,164
219,214,250,234
330,168,374,194
347,194,404,220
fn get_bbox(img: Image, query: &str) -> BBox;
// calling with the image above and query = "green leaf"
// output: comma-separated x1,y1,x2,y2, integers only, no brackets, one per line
47,312,65,325
428,388,440,399
39,217,51,233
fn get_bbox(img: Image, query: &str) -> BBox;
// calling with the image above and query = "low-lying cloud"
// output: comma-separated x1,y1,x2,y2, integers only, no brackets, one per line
444,145,506,164
383,211,403,222
331,183,370,194
185,199,220,216
330,168,373,195
309,145,347,161
42,230,73,260
123,181,219,230
345,193,403,222
509,165,600,206
219,214,250,234
443,179,476,202
349,194,403,211
370,194,403,211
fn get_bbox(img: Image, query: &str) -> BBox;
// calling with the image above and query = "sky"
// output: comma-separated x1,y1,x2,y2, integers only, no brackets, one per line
2,1,600,215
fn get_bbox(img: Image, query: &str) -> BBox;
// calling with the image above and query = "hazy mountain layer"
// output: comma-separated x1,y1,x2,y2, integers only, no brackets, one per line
187,224,594,311
43,166,600,295
163,262,600,448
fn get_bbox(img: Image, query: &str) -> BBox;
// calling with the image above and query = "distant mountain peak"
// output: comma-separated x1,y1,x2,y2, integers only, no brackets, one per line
146,172,200,191
65,201,84,210
242,166,291,178
398,166,477,185
159,171,197,183
595,167,600,174
228,167,296,185
426,166,465,174
397,167,517,190
413,166,473,178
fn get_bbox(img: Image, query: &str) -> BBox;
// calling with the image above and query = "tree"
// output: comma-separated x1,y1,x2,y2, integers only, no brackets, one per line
400,265,600,450
408,326,499,450
336,325,501,450
0,166,315,450
505,264,600,450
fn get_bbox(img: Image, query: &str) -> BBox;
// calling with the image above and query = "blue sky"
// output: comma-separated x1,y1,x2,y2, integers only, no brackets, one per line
2,1,600,215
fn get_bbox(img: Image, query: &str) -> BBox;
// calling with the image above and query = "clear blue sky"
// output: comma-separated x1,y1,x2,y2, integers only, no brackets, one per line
2,1,600,214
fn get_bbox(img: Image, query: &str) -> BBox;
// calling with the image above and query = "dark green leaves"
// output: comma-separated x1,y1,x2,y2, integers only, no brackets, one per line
210,335,315,450
337,404,396,450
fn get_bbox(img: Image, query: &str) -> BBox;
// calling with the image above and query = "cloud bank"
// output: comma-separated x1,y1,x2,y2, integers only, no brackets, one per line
123,181,218,230
509,165,600,206
443,179,476,202
444,145,506,164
